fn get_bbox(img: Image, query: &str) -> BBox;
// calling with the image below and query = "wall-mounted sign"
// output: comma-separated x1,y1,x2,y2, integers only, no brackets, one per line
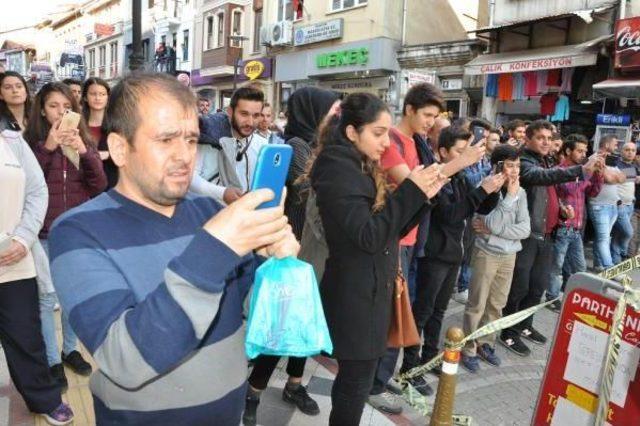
294,19,343,46
615,16,640,71
318,76,389,92
316,48,368,68
244,60,265,80
238,57,272,81
94,23,115,37
596,114,631,126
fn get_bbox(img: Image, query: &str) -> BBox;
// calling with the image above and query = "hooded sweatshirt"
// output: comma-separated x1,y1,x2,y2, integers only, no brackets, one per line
284,87,339,239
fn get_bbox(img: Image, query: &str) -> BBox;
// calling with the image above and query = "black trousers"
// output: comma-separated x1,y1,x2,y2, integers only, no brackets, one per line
248,356,307,390
502,237,553,338
0,278,61,413
402,258,460,372
330,358,378,426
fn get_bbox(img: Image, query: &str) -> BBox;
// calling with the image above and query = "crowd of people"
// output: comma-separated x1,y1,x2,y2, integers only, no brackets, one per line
0,69,637,426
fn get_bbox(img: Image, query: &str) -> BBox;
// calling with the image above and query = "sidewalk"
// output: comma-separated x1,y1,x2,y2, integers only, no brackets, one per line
2,265,632,425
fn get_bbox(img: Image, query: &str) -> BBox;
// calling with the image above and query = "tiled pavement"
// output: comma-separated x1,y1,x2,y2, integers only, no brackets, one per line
2,264,635,425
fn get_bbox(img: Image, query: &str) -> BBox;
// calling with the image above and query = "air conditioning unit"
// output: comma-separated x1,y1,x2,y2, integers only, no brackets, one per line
264,21,292,47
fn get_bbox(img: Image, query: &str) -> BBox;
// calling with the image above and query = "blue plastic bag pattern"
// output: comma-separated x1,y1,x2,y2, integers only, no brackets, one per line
245,257,333,359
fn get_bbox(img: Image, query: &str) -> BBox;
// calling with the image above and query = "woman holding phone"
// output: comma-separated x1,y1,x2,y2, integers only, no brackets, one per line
0,126,74,424
81,77,115,189
24,82,106,389
309,93,447,425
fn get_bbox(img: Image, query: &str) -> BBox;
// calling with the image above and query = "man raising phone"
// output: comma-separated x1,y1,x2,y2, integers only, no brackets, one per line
48,73,299,425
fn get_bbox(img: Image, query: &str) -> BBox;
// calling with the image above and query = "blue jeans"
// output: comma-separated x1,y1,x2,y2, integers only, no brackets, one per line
588,204,618,269
546,228,587,301
611,204,634,264
38,240,77,366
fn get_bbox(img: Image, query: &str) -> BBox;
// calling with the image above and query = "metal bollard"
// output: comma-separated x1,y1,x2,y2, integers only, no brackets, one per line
429,327,465,426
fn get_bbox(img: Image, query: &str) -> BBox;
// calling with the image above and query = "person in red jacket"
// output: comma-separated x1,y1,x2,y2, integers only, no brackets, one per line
24,82,106,389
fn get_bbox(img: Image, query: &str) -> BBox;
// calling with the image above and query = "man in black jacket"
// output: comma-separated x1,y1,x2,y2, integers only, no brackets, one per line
401,127,504,387
499,120,601,356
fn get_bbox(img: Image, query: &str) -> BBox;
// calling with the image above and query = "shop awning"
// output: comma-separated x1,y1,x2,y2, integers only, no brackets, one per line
592,77,640,99
464,38,608,75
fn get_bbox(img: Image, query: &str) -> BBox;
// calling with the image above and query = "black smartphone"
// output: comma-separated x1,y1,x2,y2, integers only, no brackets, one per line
472,126,485,145
495,161,504,174
605,153,620,167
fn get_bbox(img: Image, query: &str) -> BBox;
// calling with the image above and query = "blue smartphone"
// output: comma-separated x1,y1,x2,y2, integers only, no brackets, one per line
250,144,293,209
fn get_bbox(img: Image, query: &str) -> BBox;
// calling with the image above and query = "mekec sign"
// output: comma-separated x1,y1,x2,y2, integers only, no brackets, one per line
615,16,640,71
316,48,369,68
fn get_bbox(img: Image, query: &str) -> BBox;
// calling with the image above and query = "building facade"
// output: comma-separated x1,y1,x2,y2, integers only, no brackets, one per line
83,0,127,83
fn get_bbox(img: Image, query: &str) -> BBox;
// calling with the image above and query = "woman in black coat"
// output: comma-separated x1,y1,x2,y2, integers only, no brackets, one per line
310,93,447,425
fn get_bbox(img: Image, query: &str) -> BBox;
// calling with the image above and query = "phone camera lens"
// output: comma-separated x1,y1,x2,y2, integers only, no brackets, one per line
274,153,281,166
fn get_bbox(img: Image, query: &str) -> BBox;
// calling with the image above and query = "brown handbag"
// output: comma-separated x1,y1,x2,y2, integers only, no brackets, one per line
387,271,421,348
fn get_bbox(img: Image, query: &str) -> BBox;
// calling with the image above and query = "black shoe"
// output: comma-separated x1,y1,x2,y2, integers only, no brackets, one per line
404,375,434,396
429,364,442,377
282,385,320,416
385,380,403,395
62,350,92,376
520,326,547,345
546,300,562,314
242,394,259,426
50,363,68,391
498,334,531,357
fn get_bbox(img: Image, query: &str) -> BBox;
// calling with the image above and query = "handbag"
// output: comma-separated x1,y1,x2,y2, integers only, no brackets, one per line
387,270,421,348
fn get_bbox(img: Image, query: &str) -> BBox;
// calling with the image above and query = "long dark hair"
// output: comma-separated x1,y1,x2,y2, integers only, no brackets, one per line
313,92,391,211
81,77,110,121
24,82,93,149
0,71,31,129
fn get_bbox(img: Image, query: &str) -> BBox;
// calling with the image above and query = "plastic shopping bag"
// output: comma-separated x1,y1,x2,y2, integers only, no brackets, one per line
245,257,333,359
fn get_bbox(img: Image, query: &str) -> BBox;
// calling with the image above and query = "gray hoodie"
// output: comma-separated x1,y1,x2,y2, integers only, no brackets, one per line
474,187,530,256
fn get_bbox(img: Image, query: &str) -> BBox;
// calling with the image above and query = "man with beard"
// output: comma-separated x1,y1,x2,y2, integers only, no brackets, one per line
47,73,299,425
191,87,269,204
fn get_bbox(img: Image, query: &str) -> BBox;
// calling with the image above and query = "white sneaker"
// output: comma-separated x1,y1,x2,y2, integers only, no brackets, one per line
368,391,403,415
453,289,468,304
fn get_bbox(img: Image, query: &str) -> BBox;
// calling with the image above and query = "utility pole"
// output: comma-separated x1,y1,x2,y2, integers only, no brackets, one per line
129,0,144,71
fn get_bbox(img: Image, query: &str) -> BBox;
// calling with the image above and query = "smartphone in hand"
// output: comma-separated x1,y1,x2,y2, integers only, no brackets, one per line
59,110,81,131
250,144,293,209
472,126,485,146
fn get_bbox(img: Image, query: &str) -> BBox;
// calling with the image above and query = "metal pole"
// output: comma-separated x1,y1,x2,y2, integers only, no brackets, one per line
430,327,465,426
129,0,144,71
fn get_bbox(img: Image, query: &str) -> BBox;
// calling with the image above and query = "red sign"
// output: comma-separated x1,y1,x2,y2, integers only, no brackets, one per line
533,288,640,425
94,23,115,37
615,16,640,71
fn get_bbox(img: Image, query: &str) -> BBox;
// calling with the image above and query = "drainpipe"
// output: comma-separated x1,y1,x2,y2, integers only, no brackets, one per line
401,0,408,46
619,0,626,19
489,0,496,27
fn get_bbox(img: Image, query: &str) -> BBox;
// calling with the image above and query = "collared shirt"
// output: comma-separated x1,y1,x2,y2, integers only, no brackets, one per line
555,159,604,229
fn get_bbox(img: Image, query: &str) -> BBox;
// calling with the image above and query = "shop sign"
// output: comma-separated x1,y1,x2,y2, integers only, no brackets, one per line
294,19,343,46
404,70,436,86
482,57,574,73
94,23,115,37
316,48,368,68
596,114,631,126
238,57,272,81
441,78,462,91
615,17,640,71
318,76,389,92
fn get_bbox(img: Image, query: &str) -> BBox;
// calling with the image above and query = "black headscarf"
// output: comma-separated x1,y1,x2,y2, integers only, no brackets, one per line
284,87,339,144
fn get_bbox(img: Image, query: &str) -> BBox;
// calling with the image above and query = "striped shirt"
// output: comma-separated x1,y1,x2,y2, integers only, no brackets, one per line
48,189,259,425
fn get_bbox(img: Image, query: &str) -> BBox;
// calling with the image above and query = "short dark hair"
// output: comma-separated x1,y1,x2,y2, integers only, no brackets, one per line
600,134,617,148
551,132,562,141
438,126,472,152
469,118,492,131
508,119,526,131
198,97,209,102
489,127,501,136
229,86,264,109
63,78,82,87
525,119,554,140
402,83,444,116
491,144,520,165
103,72,196,145
562,133,589,155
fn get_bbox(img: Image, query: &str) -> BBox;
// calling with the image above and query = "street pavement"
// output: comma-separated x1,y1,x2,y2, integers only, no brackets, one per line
1,255,635,425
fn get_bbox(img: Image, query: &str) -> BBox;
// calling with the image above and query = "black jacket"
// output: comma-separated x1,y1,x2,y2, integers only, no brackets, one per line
311,137,431,360
424,173,488,264
519,149,583,238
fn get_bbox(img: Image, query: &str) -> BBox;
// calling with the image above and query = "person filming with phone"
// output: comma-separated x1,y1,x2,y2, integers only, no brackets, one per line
24,82,106,390
46,73,298,425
